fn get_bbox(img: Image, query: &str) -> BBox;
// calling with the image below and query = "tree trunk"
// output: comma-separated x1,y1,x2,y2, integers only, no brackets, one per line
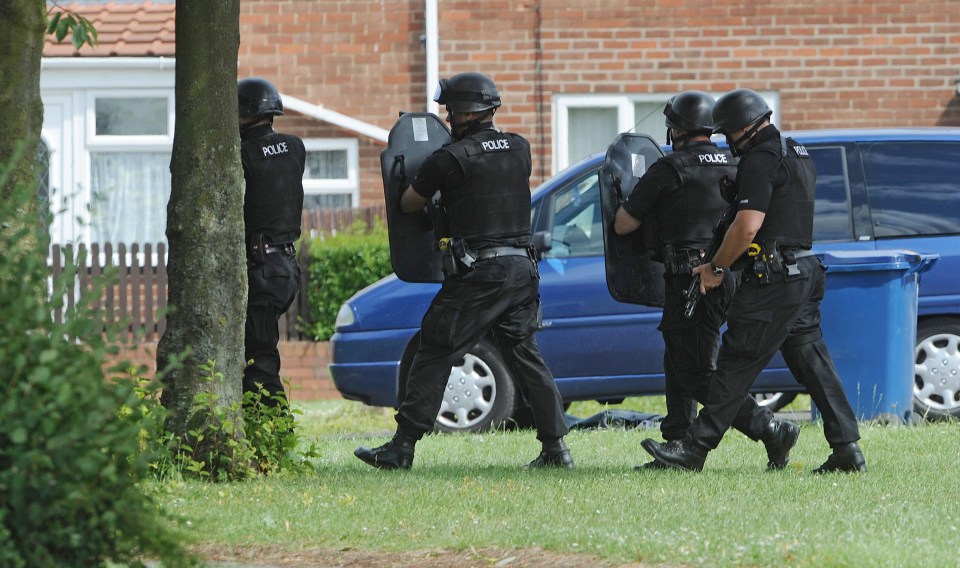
158,0,245,437
0,0,44,230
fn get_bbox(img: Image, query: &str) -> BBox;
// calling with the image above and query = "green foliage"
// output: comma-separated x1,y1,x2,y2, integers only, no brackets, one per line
242,385,322,476
304,218,392,340
152,361,320,482
174,361,258,482
0,153,194,566
47,3,99,50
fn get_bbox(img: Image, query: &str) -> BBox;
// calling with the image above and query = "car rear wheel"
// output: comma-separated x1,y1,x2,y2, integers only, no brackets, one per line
913,319,960,420
399,335,517,433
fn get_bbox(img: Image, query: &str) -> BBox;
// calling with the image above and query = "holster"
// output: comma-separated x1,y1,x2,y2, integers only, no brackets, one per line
661,244,677,274
745,240,801,284
247,233,267,267
438,237,477,279
661,245,703,276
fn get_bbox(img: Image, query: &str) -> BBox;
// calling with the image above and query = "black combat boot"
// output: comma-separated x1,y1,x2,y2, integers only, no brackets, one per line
640,437,708,472
636,439,683,470
354,431,417,470
526,438,575,469
761,419,800,470
813,442,867,474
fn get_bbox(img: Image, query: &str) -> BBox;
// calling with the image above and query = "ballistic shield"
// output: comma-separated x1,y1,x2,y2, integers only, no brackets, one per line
598,133,667,306
380,112,452,283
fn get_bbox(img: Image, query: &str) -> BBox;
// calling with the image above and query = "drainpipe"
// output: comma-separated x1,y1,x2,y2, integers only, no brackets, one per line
425,0,439,116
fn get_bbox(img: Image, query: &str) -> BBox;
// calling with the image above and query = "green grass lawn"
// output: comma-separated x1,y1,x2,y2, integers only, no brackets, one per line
157,398,960,567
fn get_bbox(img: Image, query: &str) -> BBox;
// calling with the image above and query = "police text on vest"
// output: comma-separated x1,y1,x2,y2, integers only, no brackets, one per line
262,141,289,157
481,139,511,151
698,153,728,164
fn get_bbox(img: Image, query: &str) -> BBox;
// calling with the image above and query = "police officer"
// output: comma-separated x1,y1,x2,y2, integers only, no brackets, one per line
238,77,305,404
355,72,573,470
614,91,799,470
641,89,866,473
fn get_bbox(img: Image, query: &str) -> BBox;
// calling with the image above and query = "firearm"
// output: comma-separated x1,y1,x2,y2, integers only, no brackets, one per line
683,176,738,318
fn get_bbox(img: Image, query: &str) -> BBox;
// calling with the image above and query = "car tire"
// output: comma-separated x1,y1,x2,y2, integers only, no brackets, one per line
753,392,798,412
399,335,517,433
913,319,960,420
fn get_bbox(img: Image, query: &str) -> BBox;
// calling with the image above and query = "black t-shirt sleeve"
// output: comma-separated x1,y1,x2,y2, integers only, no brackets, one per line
735,149,782,213
412,149,463,199
621,160,680,221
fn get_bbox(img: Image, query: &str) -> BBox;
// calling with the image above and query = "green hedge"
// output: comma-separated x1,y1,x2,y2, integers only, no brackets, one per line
303,219,393,341
0,149,193,567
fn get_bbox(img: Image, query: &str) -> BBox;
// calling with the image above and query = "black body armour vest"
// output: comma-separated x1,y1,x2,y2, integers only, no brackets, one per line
240,126,306,245
752,136,816,249
440,129,532,245
657,143,738,250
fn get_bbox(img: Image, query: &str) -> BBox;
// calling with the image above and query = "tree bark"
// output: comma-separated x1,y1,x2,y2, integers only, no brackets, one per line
158,0,246,436
0,0,45,228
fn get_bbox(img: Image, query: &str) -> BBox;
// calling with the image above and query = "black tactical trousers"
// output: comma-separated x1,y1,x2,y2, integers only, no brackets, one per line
396,255,568,441
243,251,301,402
690,256,860,450
659,271,773,442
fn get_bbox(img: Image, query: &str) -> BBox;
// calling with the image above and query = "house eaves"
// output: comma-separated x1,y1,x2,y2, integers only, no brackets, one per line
282,95,388,144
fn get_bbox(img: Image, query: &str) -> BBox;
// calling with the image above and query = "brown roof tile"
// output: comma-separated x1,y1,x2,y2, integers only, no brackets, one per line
44,2,176,57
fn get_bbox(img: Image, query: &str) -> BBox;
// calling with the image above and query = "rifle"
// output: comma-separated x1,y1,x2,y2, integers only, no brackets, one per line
683,176,738,318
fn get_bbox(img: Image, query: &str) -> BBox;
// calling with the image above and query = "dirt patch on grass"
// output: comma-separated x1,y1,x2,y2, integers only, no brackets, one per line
194,544,667,567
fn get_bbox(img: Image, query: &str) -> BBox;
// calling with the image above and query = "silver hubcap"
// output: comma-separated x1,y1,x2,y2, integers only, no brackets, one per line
437,353,496,429
914,332,960,413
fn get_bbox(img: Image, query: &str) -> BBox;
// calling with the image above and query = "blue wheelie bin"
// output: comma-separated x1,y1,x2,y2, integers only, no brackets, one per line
817,249,938,423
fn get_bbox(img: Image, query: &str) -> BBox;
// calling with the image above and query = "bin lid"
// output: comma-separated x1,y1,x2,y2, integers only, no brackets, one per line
817,249,939,274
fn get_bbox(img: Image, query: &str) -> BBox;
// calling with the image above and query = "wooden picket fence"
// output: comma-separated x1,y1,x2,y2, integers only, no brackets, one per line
48,205,387,342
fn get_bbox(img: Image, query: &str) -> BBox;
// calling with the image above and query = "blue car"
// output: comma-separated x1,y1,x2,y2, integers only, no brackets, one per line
331,128,960,432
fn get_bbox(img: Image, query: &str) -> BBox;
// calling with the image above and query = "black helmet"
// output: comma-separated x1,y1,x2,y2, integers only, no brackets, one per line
663,90,715,133
712,88,771,134
238,77,284,118
433,72,501,113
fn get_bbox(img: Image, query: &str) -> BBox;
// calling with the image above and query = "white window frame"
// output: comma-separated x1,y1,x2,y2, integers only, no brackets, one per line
85,89,174,146
302,138,359,208
553,92,781,174
82,90,174,254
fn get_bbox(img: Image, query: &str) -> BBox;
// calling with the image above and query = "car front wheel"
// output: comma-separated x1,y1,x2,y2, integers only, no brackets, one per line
914,319,960,419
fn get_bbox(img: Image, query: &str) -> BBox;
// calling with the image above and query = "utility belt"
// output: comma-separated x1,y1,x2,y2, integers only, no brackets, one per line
661,245,706,276
248,233,296,266
733,240,813,285
435,237,532,279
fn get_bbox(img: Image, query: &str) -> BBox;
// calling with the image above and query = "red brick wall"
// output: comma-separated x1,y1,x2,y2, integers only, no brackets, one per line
113,341,341,402
239,0,960,198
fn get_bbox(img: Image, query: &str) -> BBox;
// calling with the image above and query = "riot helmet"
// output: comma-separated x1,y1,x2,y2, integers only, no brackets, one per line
712,89,772,155
238,77,284,118
664,90,715,133
712,89,771,134
663,90,715,149
433,72,501,114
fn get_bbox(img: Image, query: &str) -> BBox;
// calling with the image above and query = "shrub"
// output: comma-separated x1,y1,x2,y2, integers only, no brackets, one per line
164,361,320,482
303,219,392,340
0,149,195,566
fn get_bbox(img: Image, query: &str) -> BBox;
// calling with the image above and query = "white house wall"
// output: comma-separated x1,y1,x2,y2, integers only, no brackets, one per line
40,57,176,247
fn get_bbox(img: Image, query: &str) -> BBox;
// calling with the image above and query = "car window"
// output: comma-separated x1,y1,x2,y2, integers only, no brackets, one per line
546,173,605,257
860,142,960,238
808,146,854,242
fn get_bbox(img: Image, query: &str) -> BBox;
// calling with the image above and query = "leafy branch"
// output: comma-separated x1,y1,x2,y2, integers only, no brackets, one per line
47,1,99,50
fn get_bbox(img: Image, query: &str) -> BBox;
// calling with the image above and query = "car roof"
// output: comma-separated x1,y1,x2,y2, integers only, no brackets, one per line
533,126,960,199
784,127,960,143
